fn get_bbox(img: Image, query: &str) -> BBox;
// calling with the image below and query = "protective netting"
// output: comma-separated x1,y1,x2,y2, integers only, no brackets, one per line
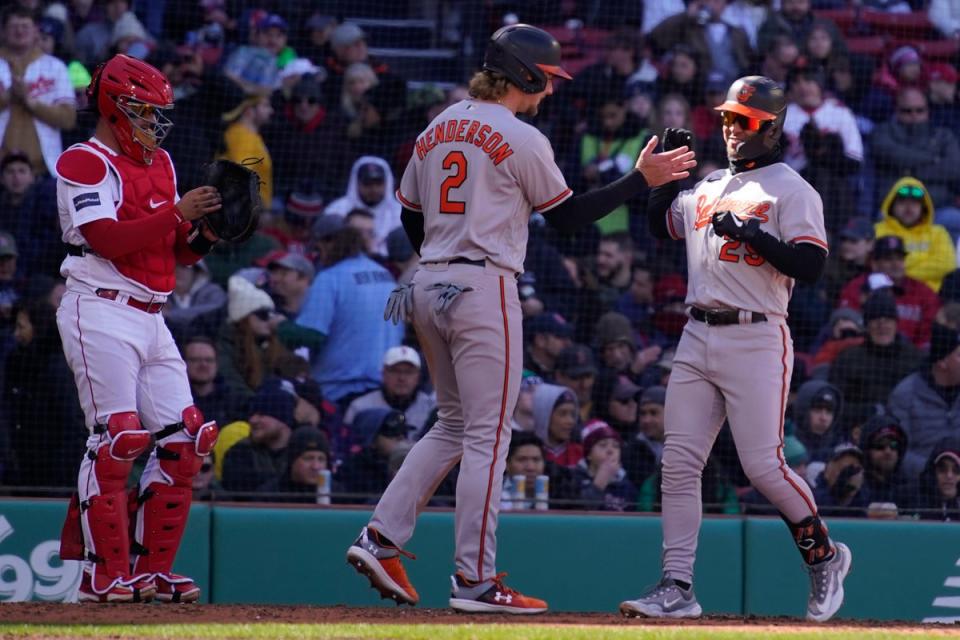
1,1,959,521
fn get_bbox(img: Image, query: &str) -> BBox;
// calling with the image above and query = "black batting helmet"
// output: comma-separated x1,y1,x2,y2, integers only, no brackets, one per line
483,24,572,94
714,75,786,160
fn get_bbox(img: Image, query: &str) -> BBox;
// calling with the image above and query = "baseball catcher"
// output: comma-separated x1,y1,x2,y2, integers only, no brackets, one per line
56,54,221,604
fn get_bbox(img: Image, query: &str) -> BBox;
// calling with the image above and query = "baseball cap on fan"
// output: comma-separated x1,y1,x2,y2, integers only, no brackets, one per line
267,251,316,281
257,13,288,32
612,375,641,402
555,344,597,378
358,162,386,185
383,345,421,369
872,235,907,259
829,442,864,464
331,23,366,49
809,388,838,412
527,312,573,339
928,63,958,84
838,217,875,242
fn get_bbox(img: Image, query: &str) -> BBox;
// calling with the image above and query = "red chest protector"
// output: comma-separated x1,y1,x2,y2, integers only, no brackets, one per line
88,143,179,292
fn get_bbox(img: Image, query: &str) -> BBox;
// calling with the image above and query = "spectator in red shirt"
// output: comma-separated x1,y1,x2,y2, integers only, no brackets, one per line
839,236,941,347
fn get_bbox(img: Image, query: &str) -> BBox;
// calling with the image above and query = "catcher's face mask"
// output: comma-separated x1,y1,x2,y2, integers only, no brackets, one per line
118,98,174,162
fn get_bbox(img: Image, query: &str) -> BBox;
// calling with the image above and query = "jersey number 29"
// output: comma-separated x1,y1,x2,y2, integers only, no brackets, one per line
439,151,467,215
719,240,765,266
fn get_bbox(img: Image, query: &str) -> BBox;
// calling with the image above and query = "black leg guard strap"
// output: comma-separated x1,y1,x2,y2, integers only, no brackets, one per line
784,514,835,565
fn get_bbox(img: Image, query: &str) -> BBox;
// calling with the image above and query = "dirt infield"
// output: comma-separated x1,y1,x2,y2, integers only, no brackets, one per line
0,602,951,629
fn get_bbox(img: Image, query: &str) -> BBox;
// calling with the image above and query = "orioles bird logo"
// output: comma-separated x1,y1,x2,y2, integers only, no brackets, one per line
737,84,756,103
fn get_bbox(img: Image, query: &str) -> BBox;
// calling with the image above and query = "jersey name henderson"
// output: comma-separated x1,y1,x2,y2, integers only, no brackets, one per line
414,114,515,165
398,100,571,274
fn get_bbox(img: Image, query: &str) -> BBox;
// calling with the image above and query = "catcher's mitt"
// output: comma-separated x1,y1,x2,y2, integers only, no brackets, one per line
201,159,262,243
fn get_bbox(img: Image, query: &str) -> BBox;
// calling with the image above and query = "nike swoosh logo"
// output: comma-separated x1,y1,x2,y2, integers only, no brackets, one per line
664,597,683,608
149,198,168,209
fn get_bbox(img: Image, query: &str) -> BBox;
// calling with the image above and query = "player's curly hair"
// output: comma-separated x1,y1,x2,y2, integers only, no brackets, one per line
468,70,511,101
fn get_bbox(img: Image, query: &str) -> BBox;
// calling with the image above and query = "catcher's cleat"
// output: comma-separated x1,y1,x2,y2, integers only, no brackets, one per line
78,569,156,603
805,542,852,622
620,576,702,619
449,572,547,614
153,573,201,603
346,527,419,606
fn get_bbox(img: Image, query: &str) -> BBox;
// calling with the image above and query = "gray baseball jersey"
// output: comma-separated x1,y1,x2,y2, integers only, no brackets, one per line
371,99,571,583
665,163,828,317
658,162,829,584
396,100,572,273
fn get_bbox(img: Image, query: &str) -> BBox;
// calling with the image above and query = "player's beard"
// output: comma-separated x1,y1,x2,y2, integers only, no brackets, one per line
523,99,541,118
725,134,746,159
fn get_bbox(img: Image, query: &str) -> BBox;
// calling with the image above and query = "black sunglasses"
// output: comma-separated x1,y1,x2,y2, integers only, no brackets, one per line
295,96,319,105
871,440,900,452
200,462,213,473
252,308,273,321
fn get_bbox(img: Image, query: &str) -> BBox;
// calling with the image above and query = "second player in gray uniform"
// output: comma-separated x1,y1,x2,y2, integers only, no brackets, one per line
346,24,695,613
618,76,851,622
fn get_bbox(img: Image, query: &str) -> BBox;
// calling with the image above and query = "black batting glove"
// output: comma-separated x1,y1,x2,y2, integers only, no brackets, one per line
712,210,761,242
662,127,693,152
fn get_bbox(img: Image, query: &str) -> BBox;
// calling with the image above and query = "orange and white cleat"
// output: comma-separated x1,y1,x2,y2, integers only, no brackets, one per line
346,526,419,605
449,571,547,614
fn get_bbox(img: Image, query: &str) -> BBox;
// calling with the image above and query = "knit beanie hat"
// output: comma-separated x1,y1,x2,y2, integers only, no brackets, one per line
581,419,621,458
228,275,275,323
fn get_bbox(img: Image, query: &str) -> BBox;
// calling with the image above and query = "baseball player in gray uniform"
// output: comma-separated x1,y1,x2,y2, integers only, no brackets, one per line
618,76,851,622
345,24,695,613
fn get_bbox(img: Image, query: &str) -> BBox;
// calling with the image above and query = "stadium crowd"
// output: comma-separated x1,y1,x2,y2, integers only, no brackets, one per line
0,0,959,520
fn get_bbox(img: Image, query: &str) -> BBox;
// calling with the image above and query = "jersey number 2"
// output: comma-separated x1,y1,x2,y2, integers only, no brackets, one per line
439,151,467,215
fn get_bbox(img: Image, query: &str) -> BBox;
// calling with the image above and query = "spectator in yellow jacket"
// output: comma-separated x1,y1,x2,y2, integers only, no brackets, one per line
221,92,274,207
875,177,955,292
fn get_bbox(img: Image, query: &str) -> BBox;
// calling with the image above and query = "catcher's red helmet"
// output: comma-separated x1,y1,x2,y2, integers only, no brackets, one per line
88,54,174,165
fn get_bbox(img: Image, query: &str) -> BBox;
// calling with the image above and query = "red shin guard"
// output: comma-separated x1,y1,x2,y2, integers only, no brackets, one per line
131,440,203,575
63,413,150,593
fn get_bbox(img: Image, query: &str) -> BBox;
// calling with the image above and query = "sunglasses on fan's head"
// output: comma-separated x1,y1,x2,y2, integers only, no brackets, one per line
896,185,924,200
870,439,900,452
721,111,764,132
